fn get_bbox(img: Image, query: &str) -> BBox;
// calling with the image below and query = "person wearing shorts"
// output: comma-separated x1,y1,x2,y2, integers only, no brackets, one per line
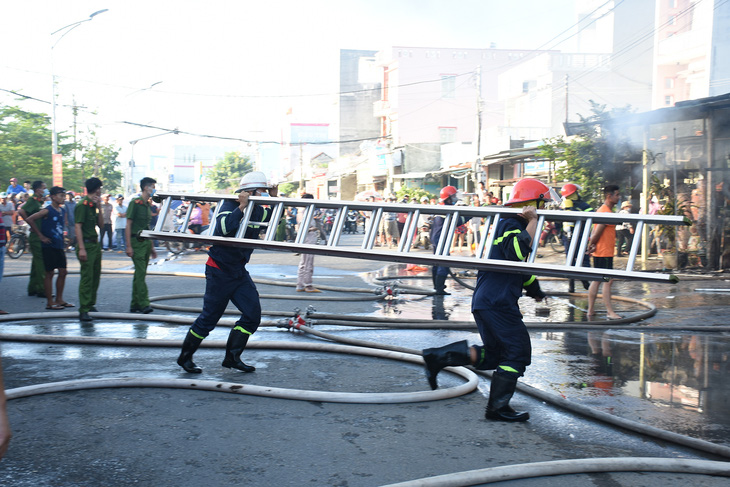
586,185,622,320
25,186,73,310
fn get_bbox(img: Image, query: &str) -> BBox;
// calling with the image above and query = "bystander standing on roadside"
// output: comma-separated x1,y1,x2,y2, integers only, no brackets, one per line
198,201,211,228
466,194,482,257
113,195,127,251
75,178,104,322
382,194,400,249
616,201,634,256
0,214,7,314
296,193,321,293
188,203,203,235
64,192,77,251
8,194,18,225
0,193,13,242
396,195,409,238
25,187,73,310
6,178,25,196
126,178,157,313
18,181,47,297
587,185,623,320
99,194,114,251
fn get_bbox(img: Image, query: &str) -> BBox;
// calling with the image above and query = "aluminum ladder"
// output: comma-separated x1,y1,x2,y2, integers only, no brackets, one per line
141,192,689,284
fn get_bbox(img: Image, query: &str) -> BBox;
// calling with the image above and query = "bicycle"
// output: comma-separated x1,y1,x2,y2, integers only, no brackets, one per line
540,221,565,253
164,212,210,255
6,223,30,259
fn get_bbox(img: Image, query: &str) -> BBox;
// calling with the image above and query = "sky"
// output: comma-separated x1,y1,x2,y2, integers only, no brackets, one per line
0,0,579,167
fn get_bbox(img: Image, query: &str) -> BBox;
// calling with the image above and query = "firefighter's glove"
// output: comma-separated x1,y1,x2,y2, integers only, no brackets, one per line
524,279,546,302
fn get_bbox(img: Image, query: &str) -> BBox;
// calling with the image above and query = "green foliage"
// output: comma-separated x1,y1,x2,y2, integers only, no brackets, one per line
396,187,435,203
0,105,53,181
205,151,253,193
538,101,635,207
278,182,298,197
0,104,117,193
77,136,122,193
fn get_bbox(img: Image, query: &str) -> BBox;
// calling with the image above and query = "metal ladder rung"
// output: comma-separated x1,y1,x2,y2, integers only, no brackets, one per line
141,192,688,284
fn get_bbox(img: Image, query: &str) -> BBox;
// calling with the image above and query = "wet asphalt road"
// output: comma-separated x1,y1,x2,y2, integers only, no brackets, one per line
1,244,729,486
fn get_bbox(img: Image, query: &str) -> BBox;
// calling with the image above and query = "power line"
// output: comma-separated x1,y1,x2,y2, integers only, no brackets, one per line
0,87,91,112
550,0,715,99
119,121,391,146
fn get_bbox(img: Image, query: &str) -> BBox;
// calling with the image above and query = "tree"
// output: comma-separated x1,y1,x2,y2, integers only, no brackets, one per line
205,151,253,193
278,182,298,197
538,100,634,207
0,103,77,188
0,105,53,180
77,135,122,193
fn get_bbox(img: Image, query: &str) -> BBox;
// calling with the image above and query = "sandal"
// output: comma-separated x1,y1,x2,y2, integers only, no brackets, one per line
46,304,65,310
58,302,75,308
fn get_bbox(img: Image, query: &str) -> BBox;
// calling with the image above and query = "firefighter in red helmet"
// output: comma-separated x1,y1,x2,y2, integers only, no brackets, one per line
428,185,463,294
560,183,593,292
423,178,550,422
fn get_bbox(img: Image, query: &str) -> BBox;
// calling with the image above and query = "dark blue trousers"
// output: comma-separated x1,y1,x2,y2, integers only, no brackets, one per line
191,265,261,338
472,306,532,376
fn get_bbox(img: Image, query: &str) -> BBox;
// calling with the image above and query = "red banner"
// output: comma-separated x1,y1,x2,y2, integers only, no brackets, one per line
52,154,63,187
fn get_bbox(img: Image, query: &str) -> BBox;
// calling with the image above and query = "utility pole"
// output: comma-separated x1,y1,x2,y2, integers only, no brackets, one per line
72,96,79,164
299,143,305,192
473,65,483,191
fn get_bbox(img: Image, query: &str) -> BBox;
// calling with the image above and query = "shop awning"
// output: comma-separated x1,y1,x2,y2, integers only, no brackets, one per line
391,172,432,179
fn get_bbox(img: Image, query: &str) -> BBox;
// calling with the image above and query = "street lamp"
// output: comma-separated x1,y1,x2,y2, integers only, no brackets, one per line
126,129,179,195
50,9,109,161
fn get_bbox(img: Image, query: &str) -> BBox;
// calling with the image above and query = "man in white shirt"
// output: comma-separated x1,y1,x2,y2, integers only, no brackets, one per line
0,193,14,242
113,194,128,251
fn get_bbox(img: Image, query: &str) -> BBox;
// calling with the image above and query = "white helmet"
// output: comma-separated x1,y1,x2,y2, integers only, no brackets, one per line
237,171,270,193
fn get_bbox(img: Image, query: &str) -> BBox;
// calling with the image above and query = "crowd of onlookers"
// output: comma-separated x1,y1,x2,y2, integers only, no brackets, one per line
352,181,502,255
0,178,164,252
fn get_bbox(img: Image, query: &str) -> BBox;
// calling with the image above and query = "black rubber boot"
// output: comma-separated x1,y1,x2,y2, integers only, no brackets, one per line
177,331,203,373
221,328,256,373
485,372,529,422
434,274,450,295
422,340,470,390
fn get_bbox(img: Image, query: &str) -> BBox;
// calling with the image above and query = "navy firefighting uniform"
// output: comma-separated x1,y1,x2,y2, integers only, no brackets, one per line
562,198,593,268
189,200,271,339
429,212,465,278
471,215,536,377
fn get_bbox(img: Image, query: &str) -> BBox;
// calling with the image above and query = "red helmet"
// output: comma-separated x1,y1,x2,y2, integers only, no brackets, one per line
561,183,579,197
504,179,551,206
439,185,458,203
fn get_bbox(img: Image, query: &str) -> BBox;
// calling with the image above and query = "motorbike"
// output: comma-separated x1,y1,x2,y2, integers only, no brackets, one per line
164,206,196,255
6,223,30,259
344,210,359,234
540,221,565,253
412,218,432,250
324,209,336,235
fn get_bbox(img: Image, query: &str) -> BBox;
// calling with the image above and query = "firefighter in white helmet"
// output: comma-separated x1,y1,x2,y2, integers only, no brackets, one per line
177,171,278,374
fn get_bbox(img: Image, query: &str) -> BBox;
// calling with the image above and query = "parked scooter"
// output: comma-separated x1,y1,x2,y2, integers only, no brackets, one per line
413,217,432,250
344,210,360,234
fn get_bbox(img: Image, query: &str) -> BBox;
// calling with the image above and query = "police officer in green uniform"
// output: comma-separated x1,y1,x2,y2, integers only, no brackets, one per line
75,177,104,322
125,177,157,313
18,181,47,297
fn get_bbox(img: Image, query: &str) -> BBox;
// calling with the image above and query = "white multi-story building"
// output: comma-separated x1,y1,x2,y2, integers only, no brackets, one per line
497,0,656,142
653,0,730,108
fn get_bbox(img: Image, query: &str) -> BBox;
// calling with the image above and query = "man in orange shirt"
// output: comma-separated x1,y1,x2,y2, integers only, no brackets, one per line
586,185,622,320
